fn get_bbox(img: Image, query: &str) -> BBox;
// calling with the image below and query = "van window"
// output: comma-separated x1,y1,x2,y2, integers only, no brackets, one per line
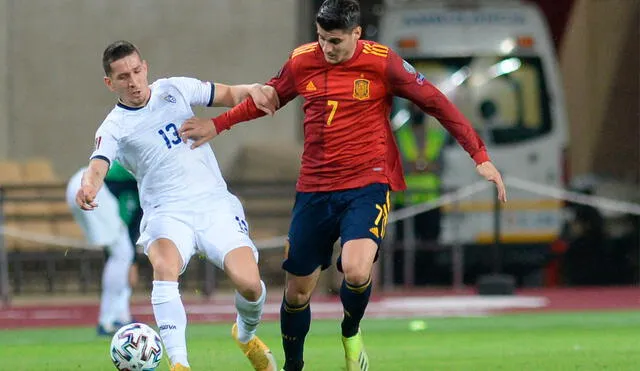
392,56,552,145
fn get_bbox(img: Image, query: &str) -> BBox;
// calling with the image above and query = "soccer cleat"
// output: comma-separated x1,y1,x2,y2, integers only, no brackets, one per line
231,323,277,371
169,362,191,371
342,329,369,371
96,323,116,337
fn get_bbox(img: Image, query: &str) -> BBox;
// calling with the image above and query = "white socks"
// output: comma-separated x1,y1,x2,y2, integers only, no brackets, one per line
235,280,267,343
152,280,189,367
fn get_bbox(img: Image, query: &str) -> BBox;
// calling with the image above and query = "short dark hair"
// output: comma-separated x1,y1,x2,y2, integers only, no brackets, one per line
102,40,141,76
316,0,360,32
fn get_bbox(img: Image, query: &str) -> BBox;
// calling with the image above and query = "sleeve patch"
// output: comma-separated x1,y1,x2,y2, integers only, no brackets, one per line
403,60,416,75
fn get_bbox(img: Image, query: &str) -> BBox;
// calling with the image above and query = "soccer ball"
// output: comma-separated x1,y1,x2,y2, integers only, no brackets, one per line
110,322,164,371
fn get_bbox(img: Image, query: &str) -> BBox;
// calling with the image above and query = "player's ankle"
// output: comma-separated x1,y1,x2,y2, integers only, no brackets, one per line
283,359,304,371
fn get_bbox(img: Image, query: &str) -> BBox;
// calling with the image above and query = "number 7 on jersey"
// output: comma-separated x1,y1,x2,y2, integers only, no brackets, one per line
326,100,339,126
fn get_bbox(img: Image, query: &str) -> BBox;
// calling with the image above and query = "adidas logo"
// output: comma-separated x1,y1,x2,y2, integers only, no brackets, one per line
306,81,317,91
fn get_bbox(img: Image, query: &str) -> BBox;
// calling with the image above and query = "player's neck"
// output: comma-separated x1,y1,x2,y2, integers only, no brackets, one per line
332,40,361,65
118,87,151,109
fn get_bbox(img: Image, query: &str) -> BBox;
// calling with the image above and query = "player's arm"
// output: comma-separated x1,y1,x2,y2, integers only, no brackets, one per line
179,59,298,148
78,126,119,210
77,158,109,210
387,51,506,202
212,83,279,115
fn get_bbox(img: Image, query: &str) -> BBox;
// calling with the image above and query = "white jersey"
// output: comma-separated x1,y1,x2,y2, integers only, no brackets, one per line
91,77,227,216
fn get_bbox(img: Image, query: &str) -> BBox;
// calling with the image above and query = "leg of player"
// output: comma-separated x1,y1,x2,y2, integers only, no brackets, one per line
147,238,190,371
111,228,135,327
280,269,322,371
339,238,377,371
98,234,132,335
224,246,277,371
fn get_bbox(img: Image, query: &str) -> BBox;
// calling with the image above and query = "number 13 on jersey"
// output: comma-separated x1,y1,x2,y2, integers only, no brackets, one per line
326,100,339,126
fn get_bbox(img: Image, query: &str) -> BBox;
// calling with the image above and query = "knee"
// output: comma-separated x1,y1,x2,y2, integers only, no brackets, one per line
237,279,263,302
285,284,313,306
341,262,371,287
151,257,181,281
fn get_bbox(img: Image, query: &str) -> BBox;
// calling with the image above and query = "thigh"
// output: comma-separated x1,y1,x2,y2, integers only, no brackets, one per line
195,195,257,270
340,183,390,245
138,214,196,274
338,183,390,269
284,191,340,276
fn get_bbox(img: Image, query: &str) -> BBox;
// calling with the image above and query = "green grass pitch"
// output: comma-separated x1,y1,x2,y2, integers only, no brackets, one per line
1,311,639,370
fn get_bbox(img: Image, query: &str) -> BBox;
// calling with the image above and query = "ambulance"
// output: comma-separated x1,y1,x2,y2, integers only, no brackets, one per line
381,0,570,270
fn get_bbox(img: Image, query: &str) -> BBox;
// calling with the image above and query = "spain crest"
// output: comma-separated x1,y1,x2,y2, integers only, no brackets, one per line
353,79,370,100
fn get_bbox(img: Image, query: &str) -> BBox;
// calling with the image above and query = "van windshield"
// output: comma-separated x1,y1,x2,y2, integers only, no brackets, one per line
392,56,552,145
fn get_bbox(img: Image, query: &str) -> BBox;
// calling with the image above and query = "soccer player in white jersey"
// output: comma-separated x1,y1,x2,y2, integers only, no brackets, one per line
66,167,134,336
76,40,280,371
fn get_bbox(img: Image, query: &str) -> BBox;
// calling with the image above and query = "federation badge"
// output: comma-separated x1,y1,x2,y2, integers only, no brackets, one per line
353,79,370,100
163,94,177,103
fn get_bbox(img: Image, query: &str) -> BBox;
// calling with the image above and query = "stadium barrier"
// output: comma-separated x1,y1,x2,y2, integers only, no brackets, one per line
1,177,639,306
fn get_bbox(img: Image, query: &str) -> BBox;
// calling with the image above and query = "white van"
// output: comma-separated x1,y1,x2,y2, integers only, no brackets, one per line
381,1,569,251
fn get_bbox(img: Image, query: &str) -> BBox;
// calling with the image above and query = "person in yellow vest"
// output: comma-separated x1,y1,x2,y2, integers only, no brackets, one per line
394,102,446,242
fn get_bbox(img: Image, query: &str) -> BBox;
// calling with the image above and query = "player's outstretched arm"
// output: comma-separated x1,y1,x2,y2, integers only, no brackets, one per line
213,83,279,115
77,158,109,210
180,58,298,149
387,51,507,202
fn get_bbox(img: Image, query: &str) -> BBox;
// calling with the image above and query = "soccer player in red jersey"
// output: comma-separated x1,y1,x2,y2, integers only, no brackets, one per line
180,1,506,370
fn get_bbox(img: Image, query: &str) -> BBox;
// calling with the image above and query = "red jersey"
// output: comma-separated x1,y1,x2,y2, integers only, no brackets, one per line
213,40,489,192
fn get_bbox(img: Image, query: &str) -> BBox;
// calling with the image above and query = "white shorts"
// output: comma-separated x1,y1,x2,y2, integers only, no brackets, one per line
66,168,126,247
137,194,258,273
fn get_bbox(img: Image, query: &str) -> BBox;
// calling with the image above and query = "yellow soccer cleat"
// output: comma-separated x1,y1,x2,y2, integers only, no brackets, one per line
342,330,369,371
231,323,278,371
169,363,191,371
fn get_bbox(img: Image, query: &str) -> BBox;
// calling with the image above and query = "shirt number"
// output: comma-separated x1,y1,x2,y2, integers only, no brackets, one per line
158,123,181,149
326,100,339,126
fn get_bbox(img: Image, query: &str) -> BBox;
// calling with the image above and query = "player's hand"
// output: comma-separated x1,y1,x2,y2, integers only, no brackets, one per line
476,161,507,203
76,185,98,211
179,116,218,149
249,84,279,116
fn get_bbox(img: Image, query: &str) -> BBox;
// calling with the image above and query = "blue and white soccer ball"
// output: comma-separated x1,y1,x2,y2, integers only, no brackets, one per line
110,322,164,371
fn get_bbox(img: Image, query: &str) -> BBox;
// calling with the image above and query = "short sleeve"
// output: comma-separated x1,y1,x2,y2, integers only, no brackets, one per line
90,123,119,167
169,77,215,107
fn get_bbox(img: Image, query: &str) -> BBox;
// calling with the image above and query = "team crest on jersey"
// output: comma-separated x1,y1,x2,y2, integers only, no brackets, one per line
416,72,425,85
353,79,370,100
163,93,177,104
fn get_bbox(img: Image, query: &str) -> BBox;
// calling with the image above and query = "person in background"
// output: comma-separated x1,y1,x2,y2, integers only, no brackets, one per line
104,160,143,290
66,167,134,336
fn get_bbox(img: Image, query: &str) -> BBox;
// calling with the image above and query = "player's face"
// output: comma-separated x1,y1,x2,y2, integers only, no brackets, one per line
104,53,151,107
317,24,362,64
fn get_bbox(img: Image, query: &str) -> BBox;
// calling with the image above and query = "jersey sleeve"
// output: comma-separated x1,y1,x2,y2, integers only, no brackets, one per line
212,57,299,133
169,77,215,107
266,57,298,108
386,50,490,165
90,122,119,167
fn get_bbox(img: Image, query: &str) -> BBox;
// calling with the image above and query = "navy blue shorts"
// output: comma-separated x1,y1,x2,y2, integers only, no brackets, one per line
283,183,390,276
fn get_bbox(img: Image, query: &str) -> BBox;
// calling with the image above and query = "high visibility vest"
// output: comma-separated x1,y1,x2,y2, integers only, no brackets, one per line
395,124,446,205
